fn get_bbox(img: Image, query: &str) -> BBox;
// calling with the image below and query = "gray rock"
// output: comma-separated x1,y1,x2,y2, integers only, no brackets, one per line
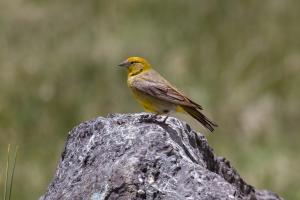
40,113,283,200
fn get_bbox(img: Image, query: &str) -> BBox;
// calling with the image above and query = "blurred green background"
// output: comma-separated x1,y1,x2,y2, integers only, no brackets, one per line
0,0,299,199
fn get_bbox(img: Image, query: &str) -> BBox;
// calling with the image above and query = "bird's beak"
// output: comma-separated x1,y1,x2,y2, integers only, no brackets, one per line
118,60,131,67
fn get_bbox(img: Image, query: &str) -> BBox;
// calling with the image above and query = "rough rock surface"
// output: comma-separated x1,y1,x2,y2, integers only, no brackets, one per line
40,113,283,200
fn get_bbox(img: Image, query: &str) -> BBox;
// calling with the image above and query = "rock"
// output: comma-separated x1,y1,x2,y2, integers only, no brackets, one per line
39,113,283,200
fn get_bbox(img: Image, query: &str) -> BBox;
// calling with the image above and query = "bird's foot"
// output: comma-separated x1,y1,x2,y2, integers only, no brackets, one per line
162,115,169,123
139,114,169,125
139,113,159,123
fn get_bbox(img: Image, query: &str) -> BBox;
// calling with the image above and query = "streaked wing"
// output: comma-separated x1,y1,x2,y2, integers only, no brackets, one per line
132,74,202,109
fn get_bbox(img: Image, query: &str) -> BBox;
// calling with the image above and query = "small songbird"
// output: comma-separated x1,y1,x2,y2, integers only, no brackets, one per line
118,57,217,132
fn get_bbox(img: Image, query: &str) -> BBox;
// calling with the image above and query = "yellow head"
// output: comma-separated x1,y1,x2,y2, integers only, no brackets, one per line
118,57,151,77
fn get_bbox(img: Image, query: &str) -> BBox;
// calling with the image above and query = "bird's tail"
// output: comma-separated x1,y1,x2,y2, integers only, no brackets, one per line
181,106,217,132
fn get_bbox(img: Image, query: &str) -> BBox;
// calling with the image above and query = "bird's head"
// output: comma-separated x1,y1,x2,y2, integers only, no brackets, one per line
118,57,151,76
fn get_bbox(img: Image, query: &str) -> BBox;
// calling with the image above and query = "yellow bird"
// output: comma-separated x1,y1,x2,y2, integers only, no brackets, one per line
118,56,217,132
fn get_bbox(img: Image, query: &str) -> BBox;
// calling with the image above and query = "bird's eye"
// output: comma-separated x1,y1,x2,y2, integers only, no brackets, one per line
130,61,135,64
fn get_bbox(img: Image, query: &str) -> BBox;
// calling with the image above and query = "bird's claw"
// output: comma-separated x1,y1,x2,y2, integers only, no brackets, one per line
162,115,169,123
139,114,158,123
139,114,169,124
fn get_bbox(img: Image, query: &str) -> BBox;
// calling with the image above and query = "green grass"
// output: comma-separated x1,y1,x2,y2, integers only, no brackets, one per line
3,145,18,200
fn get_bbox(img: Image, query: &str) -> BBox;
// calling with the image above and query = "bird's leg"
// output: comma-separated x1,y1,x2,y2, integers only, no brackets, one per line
162,115,169,123
140,113,169,124
152,113,159,120
140,113,159,123
149,113,159,122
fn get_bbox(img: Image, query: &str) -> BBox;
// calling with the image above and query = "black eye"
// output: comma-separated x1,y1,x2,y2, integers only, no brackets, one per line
130,61,135,64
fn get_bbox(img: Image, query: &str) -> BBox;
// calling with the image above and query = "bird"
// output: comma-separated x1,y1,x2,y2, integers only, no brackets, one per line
118,56,217,132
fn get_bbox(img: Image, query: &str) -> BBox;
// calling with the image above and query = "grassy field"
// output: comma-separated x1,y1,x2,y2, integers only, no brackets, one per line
0,1,299,199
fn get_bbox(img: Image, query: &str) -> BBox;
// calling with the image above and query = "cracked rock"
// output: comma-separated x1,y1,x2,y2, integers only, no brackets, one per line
40,113,283,200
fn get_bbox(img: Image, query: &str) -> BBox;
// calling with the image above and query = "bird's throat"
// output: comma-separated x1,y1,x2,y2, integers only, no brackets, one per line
128,68,143,77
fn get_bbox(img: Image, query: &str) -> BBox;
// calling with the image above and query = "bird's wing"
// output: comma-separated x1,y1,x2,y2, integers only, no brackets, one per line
132,74,202,109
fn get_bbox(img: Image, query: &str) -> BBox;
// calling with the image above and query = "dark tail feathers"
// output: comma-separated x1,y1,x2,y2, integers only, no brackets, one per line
181,106,217,132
